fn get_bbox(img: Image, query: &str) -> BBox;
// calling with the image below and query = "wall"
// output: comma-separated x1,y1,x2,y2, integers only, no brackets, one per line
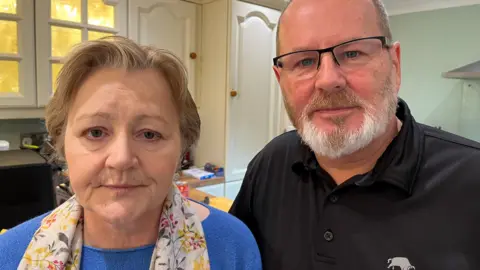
0,119,46,149
389,5,480,140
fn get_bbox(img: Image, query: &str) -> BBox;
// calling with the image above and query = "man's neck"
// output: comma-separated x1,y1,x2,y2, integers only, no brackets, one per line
83,207,162,249
316,118,401,185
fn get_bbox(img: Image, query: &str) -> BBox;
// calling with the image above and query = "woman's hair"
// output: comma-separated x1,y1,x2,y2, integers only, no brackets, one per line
45,36,200,158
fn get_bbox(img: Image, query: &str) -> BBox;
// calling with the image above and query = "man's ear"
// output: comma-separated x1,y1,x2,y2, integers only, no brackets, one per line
273,65,281,82
390,41,401,92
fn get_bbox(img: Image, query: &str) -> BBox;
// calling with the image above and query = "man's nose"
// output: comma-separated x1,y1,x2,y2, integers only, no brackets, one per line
105,133,137,170
313,53,347,92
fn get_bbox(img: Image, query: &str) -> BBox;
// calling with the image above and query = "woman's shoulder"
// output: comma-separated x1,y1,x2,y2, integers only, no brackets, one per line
0,212,50,268
200,203,262,270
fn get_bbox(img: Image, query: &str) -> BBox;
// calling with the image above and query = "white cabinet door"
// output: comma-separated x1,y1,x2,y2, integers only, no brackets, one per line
0,0,35,107
225,180,243,201
128,0,199,101
197,183,225,198
226,1,281,182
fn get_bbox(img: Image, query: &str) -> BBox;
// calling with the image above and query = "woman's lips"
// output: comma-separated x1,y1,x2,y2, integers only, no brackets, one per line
102,185,143,192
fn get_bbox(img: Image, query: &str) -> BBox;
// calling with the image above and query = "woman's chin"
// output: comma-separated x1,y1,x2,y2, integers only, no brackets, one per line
90,201,147,226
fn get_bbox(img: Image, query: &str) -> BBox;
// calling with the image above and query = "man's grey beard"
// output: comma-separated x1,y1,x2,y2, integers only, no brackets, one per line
287,76,398,159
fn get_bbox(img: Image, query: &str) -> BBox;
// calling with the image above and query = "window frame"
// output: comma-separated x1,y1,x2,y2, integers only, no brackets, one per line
0,0,36,107
35,0,127,107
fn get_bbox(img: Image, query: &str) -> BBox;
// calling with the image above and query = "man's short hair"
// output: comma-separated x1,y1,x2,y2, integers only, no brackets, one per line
276,0,393,56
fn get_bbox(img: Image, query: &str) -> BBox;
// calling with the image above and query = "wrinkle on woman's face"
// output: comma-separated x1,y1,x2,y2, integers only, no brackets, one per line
64,68,182,225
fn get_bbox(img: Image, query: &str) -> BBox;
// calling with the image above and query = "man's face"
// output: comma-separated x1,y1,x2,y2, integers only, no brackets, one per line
274,0,401,159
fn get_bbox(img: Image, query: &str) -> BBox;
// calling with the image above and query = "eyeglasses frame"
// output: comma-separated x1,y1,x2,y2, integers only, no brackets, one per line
272,36,391,70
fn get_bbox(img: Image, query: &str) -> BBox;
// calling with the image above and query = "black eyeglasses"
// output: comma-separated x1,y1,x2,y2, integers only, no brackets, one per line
273,36,390,80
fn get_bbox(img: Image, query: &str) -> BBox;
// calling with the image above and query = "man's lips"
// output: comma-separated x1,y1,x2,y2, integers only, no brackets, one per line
311,106,358,116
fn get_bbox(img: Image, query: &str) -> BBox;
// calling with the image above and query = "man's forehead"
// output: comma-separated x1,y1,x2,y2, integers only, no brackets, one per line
279,0,379,52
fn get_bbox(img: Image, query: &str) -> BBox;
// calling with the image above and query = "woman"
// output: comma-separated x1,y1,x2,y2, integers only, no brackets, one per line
0,36,261,270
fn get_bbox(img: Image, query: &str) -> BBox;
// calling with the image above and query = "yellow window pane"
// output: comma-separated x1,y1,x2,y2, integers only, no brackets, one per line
51,26,81,57
0,60,19,93
51,0,81,23
0,20,17,54
52,63,63,92
88,0,114,28
0,0,16,14
88,31,112,41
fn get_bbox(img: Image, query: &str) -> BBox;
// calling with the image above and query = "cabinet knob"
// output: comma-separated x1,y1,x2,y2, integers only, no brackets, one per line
190,52,197,59
230,90,238,97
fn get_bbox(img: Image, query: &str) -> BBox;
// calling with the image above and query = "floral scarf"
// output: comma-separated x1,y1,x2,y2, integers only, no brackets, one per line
18,184,210,270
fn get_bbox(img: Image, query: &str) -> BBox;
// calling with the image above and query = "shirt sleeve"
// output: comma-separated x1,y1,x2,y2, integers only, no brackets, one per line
228,160,257,231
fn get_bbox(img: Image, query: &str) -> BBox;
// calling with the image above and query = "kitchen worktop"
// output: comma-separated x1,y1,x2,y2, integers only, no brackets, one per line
179,176,225,188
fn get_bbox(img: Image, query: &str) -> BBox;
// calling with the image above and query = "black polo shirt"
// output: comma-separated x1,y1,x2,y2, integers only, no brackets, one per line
229,99,480,270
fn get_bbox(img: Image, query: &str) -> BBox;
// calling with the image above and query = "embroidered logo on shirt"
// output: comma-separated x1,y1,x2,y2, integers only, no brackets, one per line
387,257,415,269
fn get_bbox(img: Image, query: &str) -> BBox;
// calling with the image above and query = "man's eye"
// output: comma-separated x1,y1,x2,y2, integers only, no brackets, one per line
344,51,359,58
299,58,315,67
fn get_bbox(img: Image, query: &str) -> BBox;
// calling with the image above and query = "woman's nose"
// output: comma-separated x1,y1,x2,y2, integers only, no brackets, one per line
104,134,138,170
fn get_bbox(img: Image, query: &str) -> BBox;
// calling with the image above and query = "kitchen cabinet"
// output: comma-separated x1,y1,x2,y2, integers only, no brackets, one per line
0,0,127,119
128,0,200,101
197,183,225,198
195,0,283,201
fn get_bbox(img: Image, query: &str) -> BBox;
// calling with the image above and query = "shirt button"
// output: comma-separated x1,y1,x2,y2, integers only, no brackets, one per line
323,230,334,242
329,195,339,203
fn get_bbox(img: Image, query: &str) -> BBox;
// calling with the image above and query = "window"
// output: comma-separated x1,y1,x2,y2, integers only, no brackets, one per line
0,0,126,109
36,0,126,106
0,0,36,107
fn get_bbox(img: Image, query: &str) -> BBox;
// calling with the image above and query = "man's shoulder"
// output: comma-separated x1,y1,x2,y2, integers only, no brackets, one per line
202,205,261,269
420,124,480,158
250,130,303,166
0,212,49,268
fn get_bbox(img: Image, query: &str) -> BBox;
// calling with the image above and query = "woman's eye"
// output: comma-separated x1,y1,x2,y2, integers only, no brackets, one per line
140,130,161,141
86,128,105,139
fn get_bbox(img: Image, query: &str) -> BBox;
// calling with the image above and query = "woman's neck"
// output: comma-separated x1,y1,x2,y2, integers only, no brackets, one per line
83,208,162,249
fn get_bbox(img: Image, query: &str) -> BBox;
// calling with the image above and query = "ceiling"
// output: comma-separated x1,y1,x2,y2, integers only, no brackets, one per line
382,0,480,15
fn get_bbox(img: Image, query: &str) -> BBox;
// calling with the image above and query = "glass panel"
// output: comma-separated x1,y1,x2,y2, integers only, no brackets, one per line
51,26,81,57
88,0,114,28
0,0,16,14
88,30,112,40
0,60,19,93
51,0,81,22
51,63,63,92
0,20,17,53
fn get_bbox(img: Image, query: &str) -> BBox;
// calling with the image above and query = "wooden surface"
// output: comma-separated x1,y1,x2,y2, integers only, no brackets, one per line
179,176,225,188
189,188,215,202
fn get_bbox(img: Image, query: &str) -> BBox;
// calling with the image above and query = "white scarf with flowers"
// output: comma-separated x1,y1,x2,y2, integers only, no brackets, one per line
18,184,210,270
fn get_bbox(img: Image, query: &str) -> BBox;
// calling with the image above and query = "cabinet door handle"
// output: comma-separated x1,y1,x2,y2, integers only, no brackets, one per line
230,90,238,97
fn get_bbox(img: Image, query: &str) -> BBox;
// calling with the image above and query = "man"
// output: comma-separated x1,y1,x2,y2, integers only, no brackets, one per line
229,0,480,269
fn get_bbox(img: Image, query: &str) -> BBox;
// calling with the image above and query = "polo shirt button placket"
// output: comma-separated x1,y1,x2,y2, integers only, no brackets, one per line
329,194,339,203
323,230,334,242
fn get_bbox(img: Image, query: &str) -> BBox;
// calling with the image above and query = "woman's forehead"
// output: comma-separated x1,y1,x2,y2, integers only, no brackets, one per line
68,68,178,124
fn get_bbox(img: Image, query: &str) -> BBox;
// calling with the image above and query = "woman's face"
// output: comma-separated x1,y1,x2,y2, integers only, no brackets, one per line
64,68,182,225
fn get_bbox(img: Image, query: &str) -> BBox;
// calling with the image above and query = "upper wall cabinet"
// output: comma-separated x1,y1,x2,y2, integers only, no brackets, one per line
128,0,200,101
0,0,127,118
35,0,127,107
0,0,35,107
238,0,288,11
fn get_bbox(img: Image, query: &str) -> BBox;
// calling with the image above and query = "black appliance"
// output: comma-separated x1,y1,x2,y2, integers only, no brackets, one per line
0,150,56,229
